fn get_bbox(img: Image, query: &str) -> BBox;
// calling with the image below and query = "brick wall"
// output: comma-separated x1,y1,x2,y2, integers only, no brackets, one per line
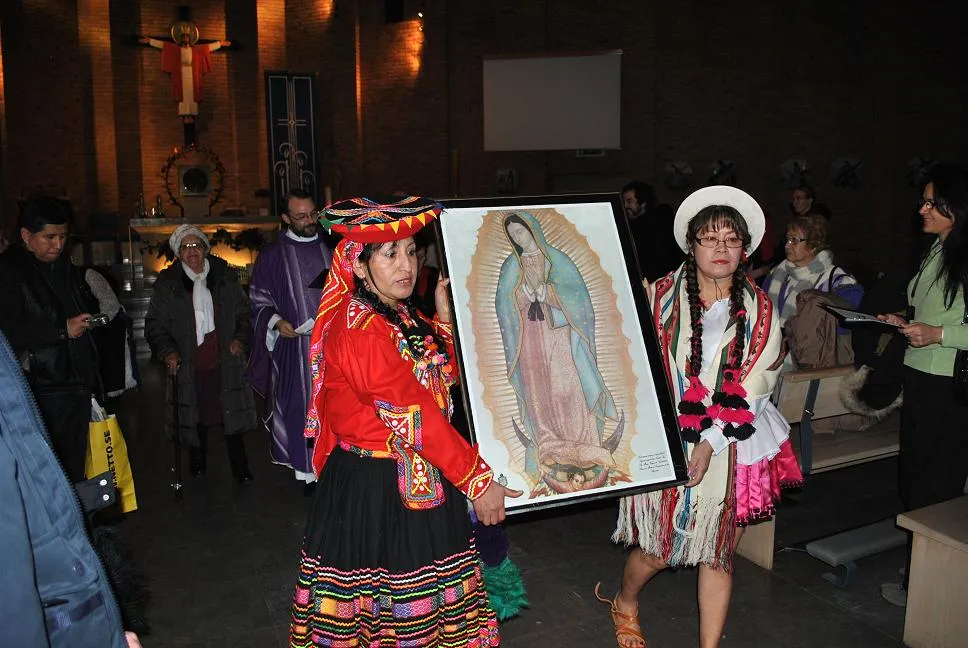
1,0,90,227
79,0,119,214
2,0,966,276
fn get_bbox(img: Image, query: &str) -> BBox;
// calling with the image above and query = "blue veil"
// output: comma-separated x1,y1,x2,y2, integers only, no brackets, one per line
494,211,618,478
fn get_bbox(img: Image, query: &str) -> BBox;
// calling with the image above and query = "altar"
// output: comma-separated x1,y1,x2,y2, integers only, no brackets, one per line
128,217,280,283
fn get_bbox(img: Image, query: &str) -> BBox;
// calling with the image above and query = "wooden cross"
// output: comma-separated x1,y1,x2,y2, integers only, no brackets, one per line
137,7,234,146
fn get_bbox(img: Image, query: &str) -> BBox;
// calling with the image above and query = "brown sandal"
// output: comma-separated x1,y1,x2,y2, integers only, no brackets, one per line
594,582,647,648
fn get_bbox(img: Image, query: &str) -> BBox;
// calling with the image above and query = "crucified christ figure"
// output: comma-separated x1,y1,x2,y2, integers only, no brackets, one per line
138,21,231,121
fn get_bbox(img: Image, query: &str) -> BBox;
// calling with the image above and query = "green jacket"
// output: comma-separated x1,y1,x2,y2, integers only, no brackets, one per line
905,240,968,376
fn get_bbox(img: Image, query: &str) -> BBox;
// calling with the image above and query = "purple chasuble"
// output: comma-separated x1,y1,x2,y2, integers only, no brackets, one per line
247,233,331,476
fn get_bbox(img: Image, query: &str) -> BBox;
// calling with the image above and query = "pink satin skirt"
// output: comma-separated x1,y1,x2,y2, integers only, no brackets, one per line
734,439,803,526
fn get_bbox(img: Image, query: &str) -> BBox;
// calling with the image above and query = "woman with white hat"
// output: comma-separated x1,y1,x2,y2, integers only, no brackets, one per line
596,186,803,648
144,225,258,482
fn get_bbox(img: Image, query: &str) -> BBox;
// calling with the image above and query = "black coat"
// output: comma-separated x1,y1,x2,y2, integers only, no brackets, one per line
0,246,100,397
144,256,257,441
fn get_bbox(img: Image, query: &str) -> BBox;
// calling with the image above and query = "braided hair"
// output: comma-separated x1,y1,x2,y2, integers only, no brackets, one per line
354,241,451,364
677,205,756,442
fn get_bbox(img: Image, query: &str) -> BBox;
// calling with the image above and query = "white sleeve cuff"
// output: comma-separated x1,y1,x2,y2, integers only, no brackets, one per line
700,423,731,456
266,314,282,351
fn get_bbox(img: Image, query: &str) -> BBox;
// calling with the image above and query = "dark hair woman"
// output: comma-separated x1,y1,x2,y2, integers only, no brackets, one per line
596,186,802,648
877,163,968,606
292,196,523,647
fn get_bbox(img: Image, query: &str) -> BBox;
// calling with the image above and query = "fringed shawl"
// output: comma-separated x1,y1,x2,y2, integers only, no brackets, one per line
613,264,781,570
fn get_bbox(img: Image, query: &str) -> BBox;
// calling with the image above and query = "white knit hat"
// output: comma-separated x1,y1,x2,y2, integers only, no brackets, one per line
168,224,210,253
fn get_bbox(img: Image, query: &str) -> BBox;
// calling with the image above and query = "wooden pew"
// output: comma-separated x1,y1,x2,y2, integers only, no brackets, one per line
774,365,899,475
737,364,901,570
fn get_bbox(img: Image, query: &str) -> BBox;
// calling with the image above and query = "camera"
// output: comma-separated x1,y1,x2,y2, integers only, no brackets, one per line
88,313,110,329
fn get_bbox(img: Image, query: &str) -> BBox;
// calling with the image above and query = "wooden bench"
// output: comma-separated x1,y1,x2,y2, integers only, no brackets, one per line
896,496,968,647
774,365,899,475
737,364,901,571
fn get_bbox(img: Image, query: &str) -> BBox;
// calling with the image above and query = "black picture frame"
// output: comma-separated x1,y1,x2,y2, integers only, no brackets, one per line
435,193,688,515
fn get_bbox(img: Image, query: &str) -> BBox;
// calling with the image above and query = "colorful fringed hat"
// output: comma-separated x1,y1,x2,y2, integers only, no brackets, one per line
304,194,442,443
317,195,442,244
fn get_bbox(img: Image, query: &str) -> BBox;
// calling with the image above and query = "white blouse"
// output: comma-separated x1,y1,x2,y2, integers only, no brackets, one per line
696,299,790,465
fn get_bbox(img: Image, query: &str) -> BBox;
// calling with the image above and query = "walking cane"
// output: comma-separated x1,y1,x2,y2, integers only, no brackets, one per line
169,366,184,500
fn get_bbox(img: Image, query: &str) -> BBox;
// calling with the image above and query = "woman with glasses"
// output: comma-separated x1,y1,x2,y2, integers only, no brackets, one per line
597,187,802,648
145,225,258,482
762,214,863,328
877,163,968,607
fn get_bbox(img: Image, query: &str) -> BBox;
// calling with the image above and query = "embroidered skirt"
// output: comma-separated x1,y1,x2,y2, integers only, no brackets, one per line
290,447,500,647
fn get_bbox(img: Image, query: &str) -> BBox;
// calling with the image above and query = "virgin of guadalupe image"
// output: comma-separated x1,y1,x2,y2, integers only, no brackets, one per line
495,211,628,496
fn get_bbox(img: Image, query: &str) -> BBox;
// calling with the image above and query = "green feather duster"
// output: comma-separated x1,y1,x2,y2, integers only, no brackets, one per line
481,557,529,621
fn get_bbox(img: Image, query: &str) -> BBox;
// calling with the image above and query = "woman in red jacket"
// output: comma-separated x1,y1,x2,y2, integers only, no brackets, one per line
290,196,520,647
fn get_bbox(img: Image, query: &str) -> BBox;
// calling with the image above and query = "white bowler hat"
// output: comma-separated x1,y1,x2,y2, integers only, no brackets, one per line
673,186,765,254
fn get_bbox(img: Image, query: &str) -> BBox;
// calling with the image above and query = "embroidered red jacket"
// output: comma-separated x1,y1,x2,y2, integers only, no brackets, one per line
310,297,493,502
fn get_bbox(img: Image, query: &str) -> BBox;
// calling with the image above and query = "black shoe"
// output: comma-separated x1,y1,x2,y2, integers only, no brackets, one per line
189,448,206,477
236,467,254,483
302,482,317,497
190,427,208,476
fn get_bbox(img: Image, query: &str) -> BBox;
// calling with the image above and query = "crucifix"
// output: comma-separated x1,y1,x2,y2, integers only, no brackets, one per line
138,8,232,146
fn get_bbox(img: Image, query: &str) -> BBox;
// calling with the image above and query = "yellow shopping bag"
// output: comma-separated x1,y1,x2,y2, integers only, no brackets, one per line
85,415,138,513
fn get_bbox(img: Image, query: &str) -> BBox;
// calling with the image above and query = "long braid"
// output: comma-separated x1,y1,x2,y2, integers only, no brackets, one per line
727,261,748,369
685,256,704,378
677,255,712,443
708,258,756,440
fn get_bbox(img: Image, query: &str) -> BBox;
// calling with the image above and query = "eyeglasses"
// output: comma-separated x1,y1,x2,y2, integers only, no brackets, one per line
695,235,744,249
289,211,314,221
918,197,946,211
180,242,205,251
784,236,807,245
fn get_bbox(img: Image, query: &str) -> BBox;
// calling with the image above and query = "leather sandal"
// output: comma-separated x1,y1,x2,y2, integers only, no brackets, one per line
594,582,647,648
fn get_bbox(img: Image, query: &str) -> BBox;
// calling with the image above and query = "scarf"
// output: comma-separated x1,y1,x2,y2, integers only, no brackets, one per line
182,258,215,346
304,239,363,440
618,264,780,568
764,249,835,323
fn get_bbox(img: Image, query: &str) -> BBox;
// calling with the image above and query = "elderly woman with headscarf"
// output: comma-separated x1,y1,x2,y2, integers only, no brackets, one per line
144,225,257,482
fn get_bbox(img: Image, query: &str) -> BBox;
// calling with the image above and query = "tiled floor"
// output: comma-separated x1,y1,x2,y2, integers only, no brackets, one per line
113,362,907,647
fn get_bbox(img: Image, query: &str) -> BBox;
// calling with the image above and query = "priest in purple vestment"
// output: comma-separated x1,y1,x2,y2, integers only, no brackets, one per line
247,189,331,485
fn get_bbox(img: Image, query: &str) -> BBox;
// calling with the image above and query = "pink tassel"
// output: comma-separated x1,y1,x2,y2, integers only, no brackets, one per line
682,376,710,403
720,379,748,397
706,404,722,420
678,413,707,430
717,407,755,425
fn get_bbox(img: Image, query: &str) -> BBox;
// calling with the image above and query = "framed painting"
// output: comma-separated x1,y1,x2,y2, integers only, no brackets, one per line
437,194,688,514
